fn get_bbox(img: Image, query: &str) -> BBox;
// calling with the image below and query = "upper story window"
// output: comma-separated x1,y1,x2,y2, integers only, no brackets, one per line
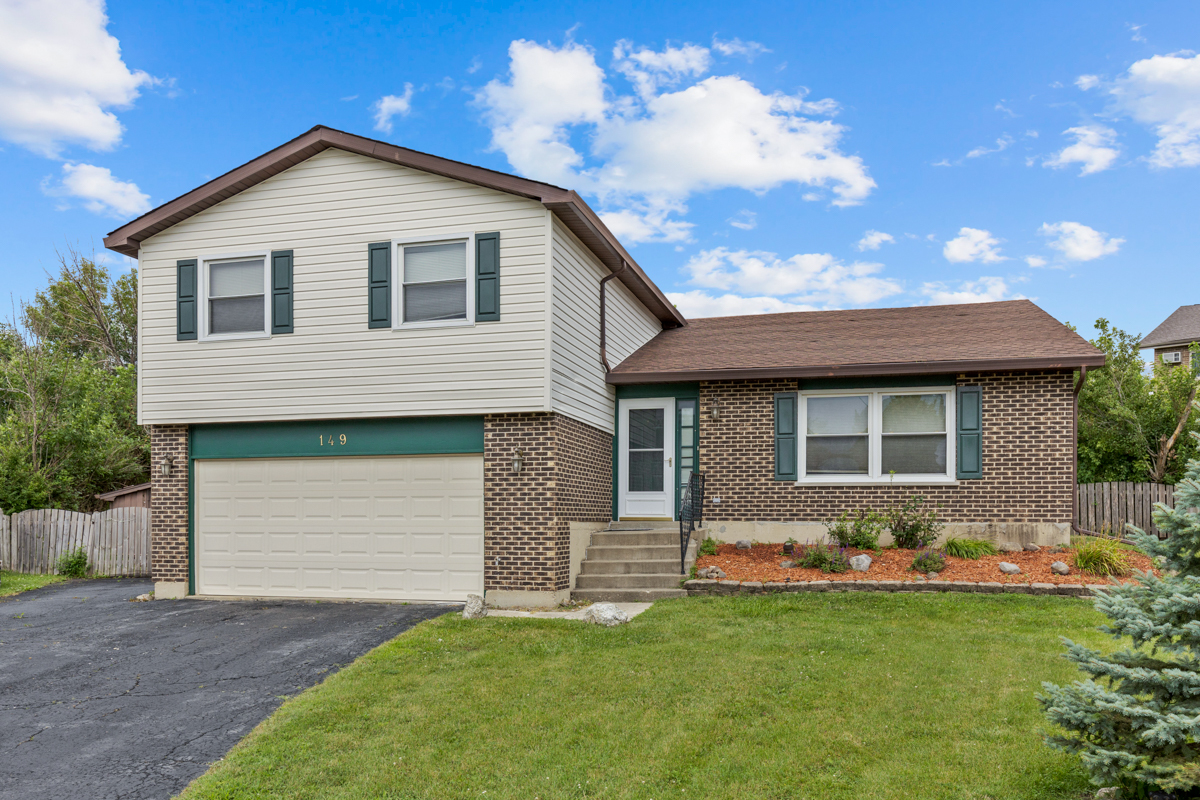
393,233,475,328
202,254,269,339
799,388,956,483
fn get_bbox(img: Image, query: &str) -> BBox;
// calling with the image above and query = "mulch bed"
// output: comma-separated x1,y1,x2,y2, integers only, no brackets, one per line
696,543,1155,586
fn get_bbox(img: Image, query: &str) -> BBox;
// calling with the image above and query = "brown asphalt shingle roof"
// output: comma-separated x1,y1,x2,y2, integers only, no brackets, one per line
1140,304,1200,348
607,299,1105,383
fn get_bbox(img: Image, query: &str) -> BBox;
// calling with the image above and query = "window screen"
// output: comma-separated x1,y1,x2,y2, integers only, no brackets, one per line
628,408,665,492
403,242,467,322
209,259,265,334
881,394,947,474
805,395,869,474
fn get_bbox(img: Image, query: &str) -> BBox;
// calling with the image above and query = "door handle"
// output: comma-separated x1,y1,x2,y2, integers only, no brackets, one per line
668,457,673,467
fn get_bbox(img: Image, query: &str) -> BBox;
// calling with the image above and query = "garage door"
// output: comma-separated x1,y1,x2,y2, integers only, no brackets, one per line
195,455,483,601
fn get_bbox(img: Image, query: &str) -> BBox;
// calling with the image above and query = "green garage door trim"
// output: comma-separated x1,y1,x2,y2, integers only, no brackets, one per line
190,416,484,460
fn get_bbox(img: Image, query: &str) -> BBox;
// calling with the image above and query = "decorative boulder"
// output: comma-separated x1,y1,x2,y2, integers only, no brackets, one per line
998,562,1022,575
735,539,752,550
849,554,872,572
927,571,940,580
708,567,727,580
998,542,1023,553
1024,543,1041,552
780,560,796,569
584,602,631,627
462,594,487,619
1051,561,1070,575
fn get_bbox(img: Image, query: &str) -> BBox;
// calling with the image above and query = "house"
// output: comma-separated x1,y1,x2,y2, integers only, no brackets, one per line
1140,304,1200,369
95,482,151,510
104,126,1105,607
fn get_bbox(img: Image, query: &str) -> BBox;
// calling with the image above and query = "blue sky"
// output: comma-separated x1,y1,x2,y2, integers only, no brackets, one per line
1,0,1196,344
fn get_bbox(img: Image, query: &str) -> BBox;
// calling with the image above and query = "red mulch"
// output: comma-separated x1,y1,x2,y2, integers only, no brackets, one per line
696,543,1155,585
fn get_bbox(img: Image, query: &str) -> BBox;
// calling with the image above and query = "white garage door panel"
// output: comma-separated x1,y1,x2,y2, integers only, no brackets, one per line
195,455,484,601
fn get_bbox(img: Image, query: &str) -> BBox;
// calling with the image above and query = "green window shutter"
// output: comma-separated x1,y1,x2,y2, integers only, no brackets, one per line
271,250,293,334
956,385,983,479
774,392,798,481
176,259,197,341
475,231,500,322
367,242,391,329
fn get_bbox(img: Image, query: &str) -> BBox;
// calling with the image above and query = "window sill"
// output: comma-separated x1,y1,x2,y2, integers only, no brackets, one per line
794,477,960,486
199,331,271,342
392,319,475,331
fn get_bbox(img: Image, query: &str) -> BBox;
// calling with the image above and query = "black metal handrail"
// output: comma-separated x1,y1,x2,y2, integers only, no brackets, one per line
679,472,706,574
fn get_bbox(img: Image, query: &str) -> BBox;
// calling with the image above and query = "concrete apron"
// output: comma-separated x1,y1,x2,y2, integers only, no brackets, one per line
488,602,654,620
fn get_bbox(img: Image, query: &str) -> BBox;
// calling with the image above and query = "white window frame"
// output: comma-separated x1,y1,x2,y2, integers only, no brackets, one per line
198,251,271,342
391,232,476,330
796,387,958,485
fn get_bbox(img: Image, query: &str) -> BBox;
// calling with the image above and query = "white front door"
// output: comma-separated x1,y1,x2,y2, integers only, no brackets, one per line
618,398,675,519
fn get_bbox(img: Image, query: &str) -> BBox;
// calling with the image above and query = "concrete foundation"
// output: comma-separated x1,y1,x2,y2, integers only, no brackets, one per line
704,521,1071,548
484,589,571,609
154,581,187,600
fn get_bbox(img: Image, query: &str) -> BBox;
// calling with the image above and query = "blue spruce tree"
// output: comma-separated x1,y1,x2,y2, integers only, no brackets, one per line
1040,429,1200,798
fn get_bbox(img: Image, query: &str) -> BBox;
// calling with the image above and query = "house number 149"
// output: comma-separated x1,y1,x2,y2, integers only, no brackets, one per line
319,434,348,446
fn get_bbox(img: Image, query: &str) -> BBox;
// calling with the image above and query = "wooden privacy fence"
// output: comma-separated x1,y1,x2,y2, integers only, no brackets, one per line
1077,482,1175,539
0,507,150,576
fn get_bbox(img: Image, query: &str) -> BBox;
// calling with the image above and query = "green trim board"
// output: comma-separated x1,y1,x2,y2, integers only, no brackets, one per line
190,416,484,460
616,383,699,399
613,384,700,520
187,447,195,596
800,375,955,391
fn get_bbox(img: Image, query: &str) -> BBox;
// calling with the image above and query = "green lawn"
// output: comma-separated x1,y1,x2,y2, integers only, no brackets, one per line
0,570,67,597
180,593,1108,800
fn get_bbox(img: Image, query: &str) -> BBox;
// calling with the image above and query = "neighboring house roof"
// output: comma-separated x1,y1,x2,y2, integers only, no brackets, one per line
94,482,151,502
103,125,686,328
608,299,1105,383
1139,304,1200,349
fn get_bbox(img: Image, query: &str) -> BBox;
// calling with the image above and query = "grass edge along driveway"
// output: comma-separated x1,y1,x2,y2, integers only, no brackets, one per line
180,593,1106,800
0,570,67,597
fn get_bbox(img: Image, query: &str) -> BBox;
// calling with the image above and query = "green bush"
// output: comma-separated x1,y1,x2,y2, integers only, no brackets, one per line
697,537,719,557
1072,536,1131,576
942,537,998,559
826,508,885,550
55,547,88,578
799,544,850,573
911,548,946,573
886,495,945,549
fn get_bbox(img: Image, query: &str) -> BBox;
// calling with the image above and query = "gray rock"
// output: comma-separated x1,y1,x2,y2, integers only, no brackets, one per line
780,560,796,569
849,554,872,572
926,571,940,580
998,562,1022,575
708,567,726,580
1023,542,1041,552
998,542,1023,553
735,539,752,550
1095,788,1121,800
584,603,631,627
697,567,710,579
1051,561,1070,575
462,594,487,619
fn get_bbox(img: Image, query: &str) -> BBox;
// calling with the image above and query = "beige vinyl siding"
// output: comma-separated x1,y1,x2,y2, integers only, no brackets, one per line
138,148,550,424
549,217,662,432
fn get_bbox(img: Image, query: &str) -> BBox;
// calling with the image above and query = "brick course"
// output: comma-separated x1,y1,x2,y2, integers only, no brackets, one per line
698,371,1074,523
484,412,612,592
149,425,189,583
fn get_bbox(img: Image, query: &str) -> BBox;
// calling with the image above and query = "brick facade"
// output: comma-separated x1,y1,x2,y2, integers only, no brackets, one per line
1153,346,1192,369
483,412,612,592
149,425,189,584
697,371,1074,523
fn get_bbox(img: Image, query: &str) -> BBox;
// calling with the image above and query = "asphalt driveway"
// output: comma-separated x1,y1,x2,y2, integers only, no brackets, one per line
0,579,454,800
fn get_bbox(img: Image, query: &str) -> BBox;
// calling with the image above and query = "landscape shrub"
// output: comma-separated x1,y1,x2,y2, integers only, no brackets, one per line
911,548,947,573
799,544,850,573
826,508,885,550
697,537,719,557
1072,536,1132,576
55,547,88,578
943,537,998,559
886,495,945,549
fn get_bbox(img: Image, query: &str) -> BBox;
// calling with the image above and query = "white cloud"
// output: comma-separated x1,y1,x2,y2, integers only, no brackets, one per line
372,84,415,134
995,102,1017,117
1024,255,1047,267
855,230,894,251
1039,221,1123,261
1128,23,1147,44
467,57,482,74
1043,125,1120,175
667,290,815,317
711,37,771,59
1076,74,1101,91
966,134,1014,159
600,204,693,243
477,39,875,243
0,0,154,157
94,250,136,270
920,276,1021,305
681,247,902,308
943,227,1006,263
1109,52,1200,167
44,162,150,217
728,209,757,230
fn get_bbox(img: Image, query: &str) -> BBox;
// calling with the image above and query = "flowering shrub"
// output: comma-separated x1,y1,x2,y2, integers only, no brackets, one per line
911,548,946,573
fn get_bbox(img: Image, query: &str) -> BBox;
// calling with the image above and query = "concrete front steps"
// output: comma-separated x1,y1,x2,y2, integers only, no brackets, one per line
571,522,699,603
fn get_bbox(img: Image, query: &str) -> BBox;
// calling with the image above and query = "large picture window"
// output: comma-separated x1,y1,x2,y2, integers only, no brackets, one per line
799,389,956,483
